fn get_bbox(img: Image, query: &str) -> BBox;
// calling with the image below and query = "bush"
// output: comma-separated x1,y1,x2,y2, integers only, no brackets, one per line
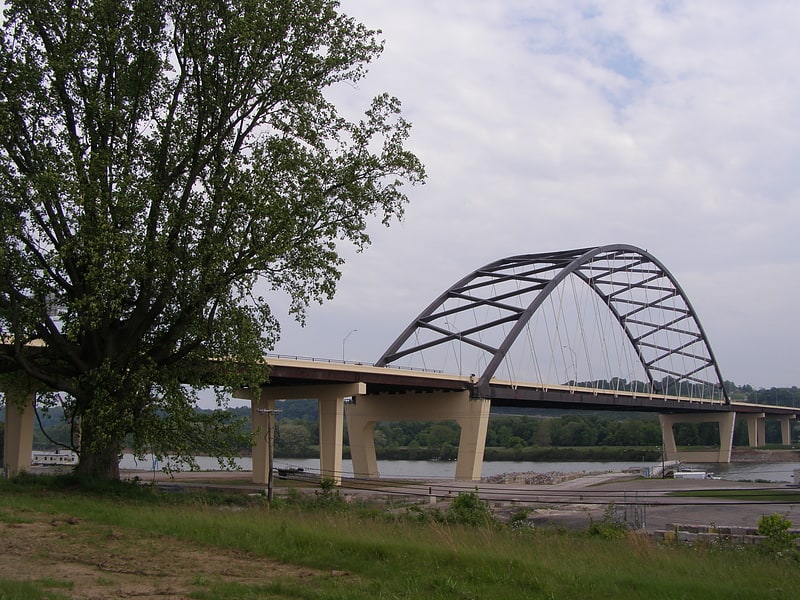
587,504,628,539
444,490,495,527
508,508,533,532
757,513,797,557
310,477,347,511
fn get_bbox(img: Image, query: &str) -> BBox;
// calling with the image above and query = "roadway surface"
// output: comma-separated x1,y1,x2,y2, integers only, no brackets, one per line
263,356,800,416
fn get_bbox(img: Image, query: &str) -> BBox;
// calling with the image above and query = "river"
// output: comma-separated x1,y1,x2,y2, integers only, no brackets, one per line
119,454,800,483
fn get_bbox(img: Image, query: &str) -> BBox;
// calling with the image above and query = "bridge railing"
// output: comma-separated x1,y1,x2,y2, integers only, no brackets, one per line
264,353,444,374
485,377,729,406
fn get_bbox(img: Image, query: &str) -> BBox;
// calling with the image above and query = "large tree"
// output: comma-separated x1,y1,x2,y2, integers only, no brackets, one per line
0,0,425,478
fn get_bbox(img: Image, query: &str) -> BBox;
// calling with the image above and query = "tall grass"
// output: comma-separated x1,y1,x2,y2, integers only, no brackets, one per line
0,476,796,599
0,578,72,600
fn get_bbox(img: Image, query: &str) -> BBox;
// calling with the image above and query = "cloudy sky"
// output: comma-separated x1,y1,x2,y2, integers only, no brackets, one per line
269,0,800,389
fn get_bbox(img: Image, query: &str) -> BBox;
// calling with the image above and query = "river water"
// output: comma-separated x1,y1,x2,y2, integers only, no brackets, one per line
119,454,800,484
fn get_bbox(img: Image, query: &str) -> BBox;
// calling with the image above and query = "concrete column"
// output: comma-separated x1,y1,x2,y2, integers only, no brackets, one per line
743,414,765,447
3,390,35,477
718,411,736,462
734,413,793,448
757,418,766,448
658,414,678,458
251,383,365,486
345,391,491,481
250,394,275,485
347,413,378,479
658,411,736,463
453,396,492,481
318,395,345,483
779,416,795,446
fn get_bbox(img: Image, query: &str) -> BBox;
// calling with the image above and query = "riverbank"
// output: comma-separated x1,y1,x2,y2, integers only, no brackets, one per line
118,452,800,483
731,448,800,462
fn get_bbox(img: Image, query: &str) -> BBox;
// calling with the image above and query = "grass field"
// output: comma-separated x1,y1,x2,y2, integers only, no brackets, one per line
0,475,797,599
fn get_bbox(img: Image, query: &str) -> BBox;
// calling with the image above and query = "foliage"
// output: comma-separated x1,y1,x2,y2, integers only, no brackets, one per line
508,508,532,531
757,513,798,557
274,399,318,421
0,579,72,600
0,0,424,478
587,503,629,539
310,476,347,510
274,422,311,456
404,490,497,528
9,470,162,500
443,489,496,527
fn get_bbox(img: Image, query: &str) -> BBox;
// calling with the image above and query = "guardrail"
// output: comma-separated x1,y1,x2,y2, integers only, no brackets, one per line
264,353,444,374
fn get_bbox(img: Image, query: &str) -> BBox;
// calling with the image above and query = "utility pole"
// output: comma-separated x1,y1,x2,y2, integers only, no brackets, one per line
256,408,281,501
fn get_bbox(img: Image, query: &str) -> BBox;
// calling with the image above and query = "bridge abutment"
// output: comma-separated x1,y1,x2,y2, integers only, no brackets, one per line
658,411,736,463
345,391,491,481
2,389,35,477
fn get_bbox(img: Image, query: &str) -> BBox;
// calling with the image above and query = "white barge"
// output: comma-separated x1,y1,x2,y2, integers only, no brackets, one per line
31,450,78,467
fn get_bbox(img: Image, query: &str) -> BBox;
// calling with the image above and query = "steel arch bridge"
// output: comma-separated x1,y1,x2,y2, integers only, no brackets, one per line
377,244,729,404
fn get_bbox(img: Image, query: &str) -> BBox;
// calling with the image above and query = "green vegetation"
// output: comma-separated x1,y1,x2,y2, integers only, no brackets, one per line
757,513,798,557
587,503,630,539
0,475,797,599
0,0,424,479
0,579,72,600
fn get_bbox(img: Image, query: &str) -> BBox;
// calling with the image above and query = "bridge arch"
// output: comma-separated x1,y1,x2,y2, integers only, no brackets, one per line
377,244,728,403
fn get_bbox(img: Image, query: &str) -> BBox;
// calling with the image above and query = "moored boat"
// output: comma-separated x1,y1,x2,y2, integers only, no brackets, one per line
31,449,78,466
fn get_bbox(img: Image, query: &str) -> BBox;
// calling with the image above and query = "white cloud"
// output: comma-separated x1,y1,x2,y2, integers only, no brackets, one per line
271,0,800,388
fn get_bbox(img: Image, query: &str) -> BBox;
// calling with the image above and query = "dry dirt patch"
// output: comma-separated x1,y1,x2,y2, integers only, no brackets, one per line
0,508,336,599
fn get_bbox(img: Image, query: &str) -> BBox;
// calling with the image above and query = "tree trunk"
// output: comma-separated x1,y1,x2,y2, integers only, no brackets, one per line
76,424,121,479
77,444,121,479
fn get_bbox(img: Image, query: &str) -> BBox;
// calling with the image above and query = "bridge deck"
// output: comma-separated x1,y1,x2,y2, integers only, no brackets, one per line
261,356,793,415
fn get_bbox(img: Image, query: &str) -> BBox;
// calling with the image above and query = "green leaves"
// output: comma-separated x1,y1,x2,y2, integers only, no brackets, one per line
0,0,424,477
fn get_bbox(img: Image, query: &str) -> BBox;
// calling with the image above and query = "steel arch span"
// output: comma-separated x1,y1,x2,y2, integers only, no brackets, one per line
377,244,729,403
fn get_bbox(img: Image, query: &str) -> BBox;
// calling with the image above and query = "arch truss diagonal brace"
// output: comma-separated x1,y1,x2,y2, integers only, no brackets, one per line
376,244,729,403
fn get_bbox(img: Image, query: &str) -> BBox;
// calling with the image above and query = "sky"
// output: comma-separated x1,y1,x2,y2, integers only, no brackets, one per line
268,0,800,389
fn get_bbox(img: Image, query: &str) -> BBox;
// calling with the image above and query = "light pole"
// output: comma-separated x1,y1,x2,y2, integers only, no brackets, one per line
342,329,357,363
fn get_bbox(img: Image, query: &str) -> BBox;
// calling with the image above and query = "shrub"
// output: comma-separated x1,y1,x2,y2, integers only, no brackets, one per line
508,508,533,532
587,503,628,539
444,490,495,527
757,513,797,557
310,477,347,510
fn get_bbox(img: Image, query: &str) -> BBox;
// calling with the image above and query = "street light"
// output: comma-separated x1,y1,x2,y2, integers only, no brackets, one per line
342,329,357,363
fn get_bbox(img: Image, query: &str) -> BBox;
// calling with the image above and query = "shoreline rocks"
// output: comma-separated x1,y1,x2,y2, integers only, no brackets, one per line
482,470,604,485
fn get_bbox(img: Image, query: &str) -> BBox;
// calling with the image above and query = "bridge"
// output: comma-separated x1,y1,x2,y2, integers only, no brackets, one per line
4,245,800,481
